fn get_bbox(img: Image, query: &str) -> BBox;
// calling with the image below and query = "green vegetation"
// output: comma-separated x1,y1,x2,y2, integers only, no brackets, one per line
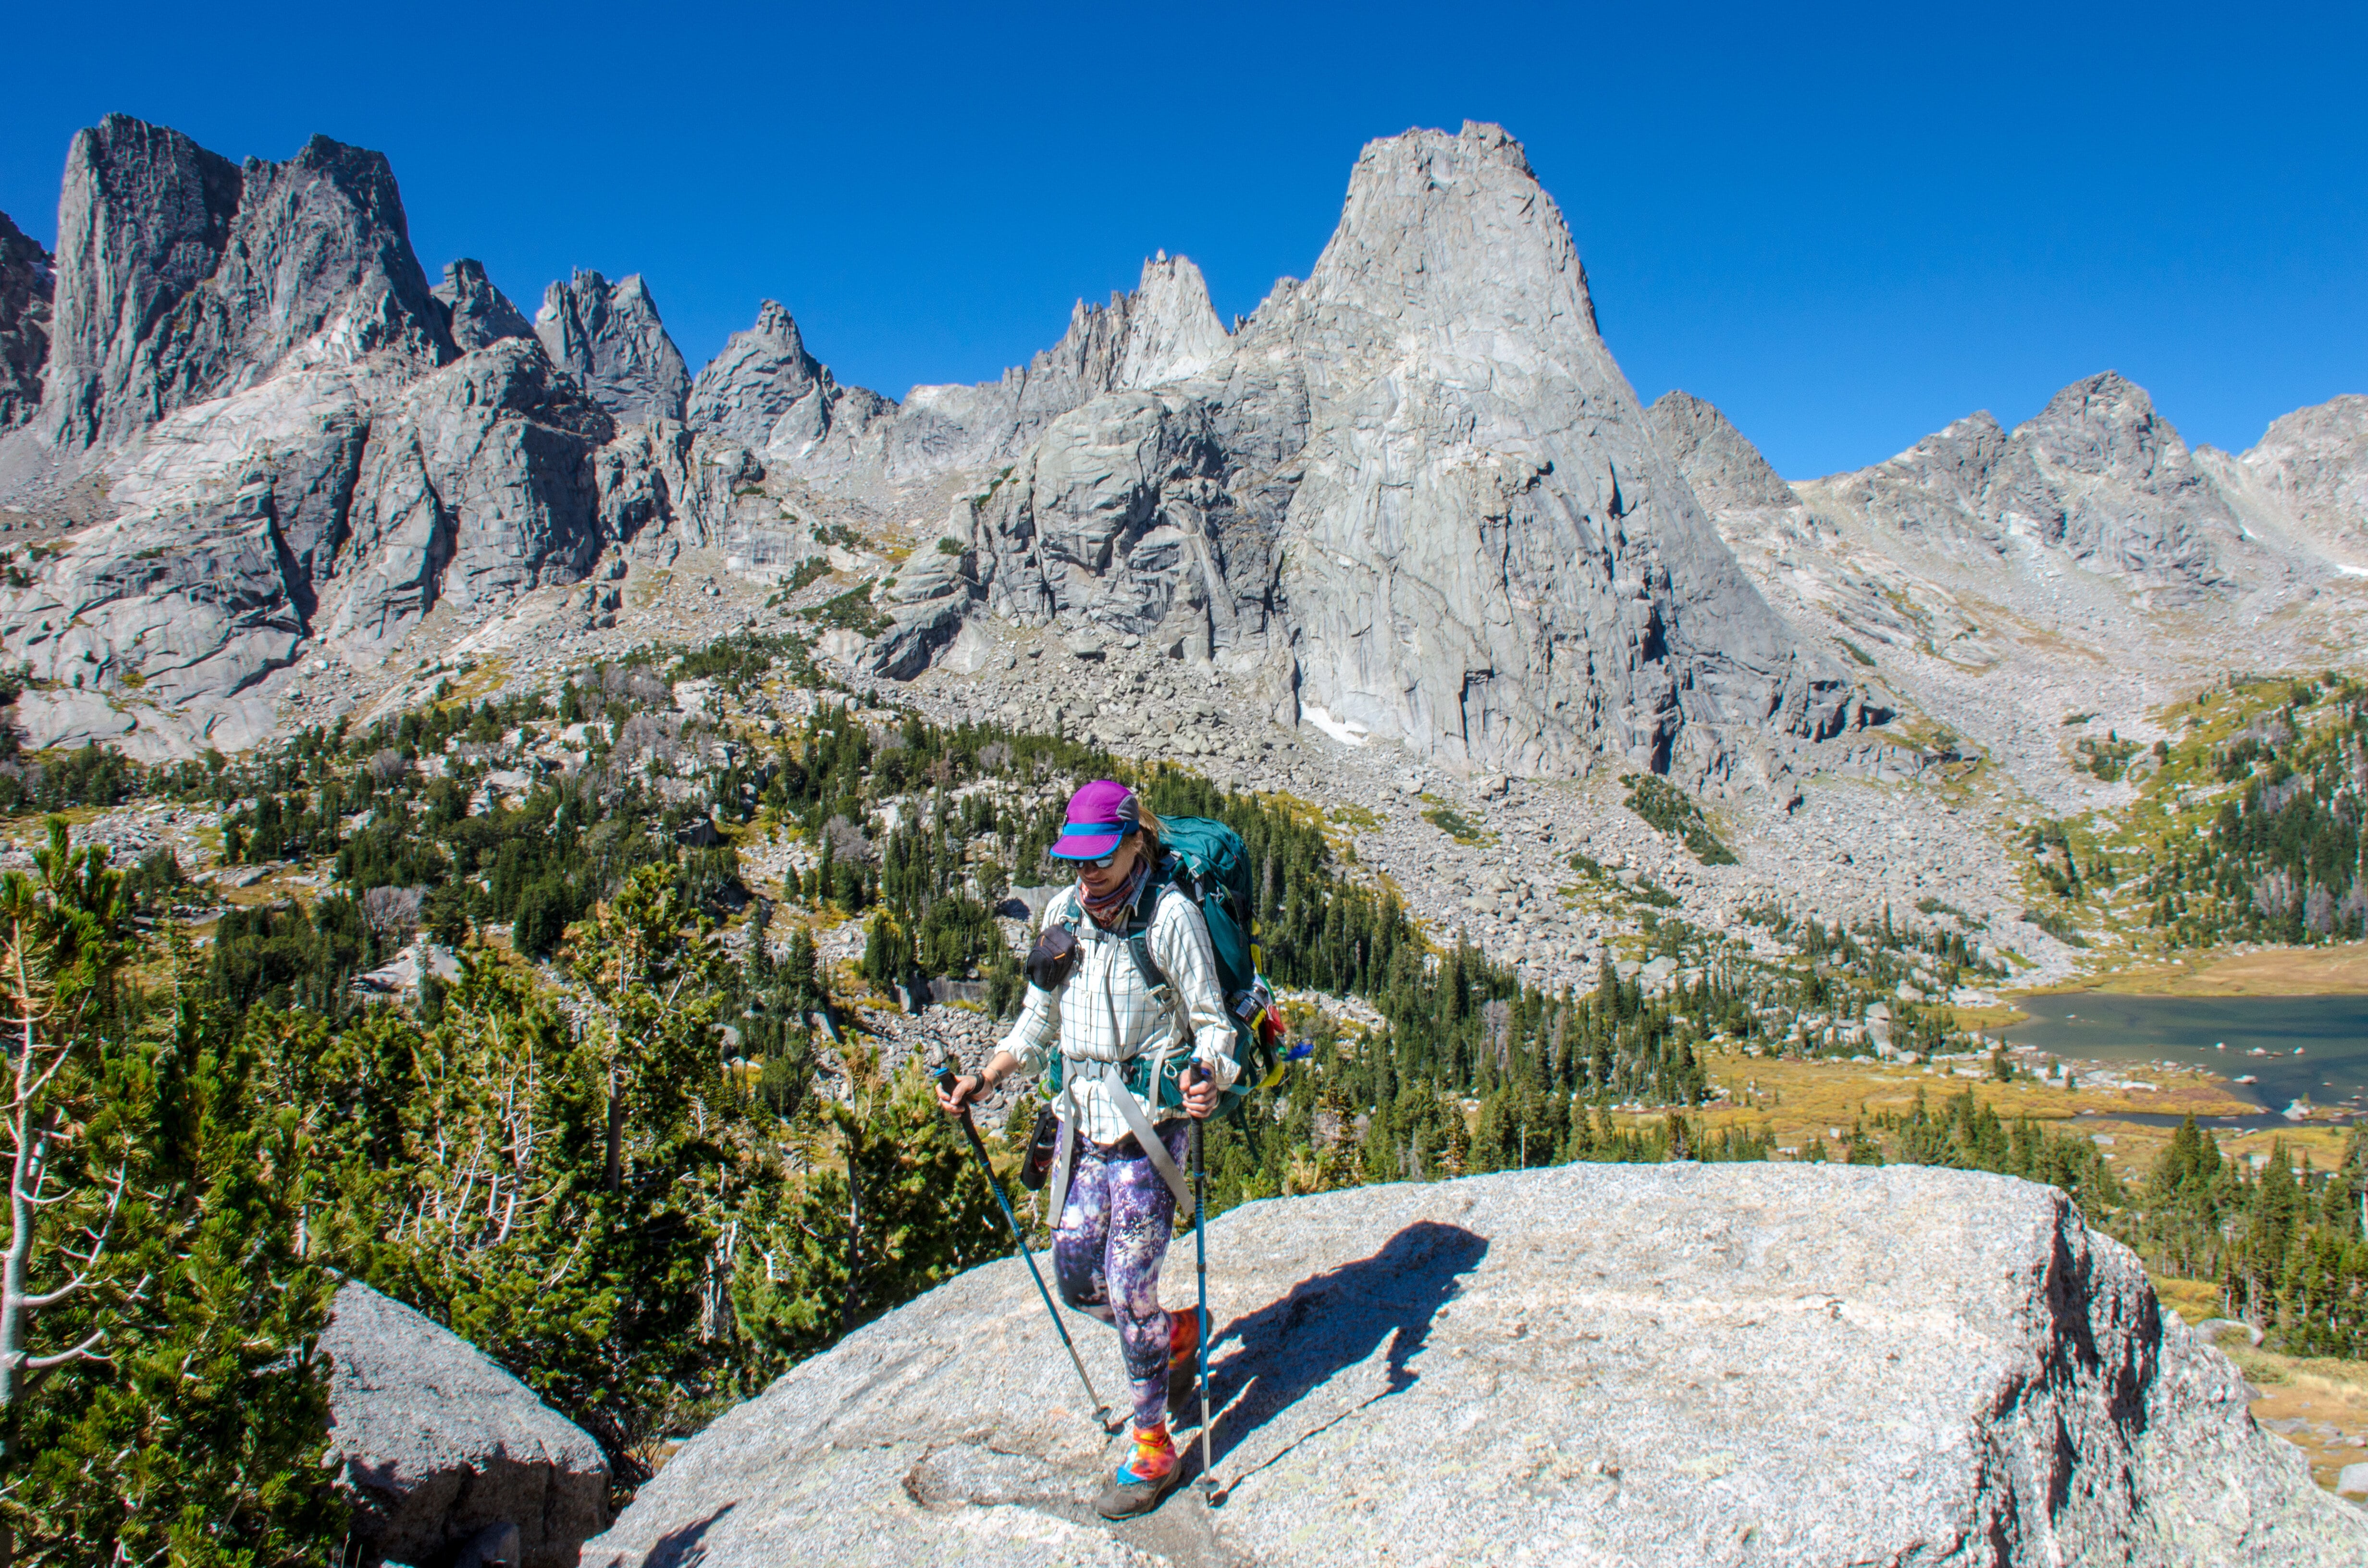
1420,805,1490,845
2075,732,2141,781
2128,1119,2368,1357
2127,675,2368,948
798,580,891,637
1838,638,1876,667
1621,774,1737,865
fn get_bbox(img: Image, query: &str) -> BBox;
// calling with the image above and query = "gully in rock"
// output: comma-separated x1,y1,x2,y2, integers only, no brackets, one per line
937,779,1238,1519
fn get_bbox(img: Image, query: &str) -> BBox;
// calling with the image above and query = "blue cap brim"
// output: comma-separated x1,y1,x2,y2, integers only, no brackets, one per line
1049,825,1129,859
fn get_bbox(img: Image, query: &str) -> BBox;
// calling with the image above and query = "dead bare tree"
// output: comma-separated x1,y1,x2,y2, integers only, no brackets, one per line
0,820,132,1472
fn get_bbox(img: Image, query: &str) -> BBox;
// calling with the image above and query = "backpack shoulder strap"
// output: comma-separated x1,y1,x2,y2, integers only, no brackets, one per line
1126,882,1195,1001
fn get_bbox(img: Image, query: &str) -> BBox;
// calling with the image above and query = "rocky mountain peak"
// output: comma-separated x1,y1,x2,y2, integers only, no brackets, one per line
2010,370,2190,489
0,208,53,432
1986,369,2241,593
533,268,690,427
1110,253,1229,387
2236,394,2368,557
1646,390,1801,512
1283,120,1594,346
683,298,842,454
40,114,452,454
432,258,534,352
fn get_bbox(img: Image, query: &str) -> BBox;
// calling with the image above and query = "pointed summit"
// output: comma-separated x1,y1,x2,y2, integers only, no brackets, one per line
1647,392,1800,513
432,259,534,352
685,299,873,457
42,113,451,451
533,269,689,427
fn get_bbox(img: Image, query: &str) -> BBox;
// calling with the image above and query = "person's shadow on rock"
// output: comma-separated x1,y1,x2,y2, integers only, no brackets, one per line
1197,1219,1488,1484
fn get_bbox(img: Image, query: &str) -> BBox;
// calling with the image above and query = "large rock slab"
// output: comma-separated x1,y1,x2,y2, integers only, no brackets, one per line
328,337,616,651
322,1279,610,1568
582,1163,2366,1568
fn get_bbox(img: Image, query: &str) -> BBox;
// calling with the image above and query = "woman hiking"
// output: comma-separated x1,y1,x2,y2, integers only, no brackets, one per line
937,779,1238,1519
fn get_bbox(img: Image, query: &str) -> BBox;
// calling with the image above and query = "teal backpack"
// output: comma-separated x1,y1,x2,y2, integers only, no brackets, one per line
1048,816,1294,1120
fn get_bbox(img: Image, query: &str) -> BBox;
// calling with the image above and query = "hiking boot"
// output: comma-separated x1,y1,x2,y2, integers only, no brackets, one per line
1166,1307,1203,1415
1096,1424,1182,1519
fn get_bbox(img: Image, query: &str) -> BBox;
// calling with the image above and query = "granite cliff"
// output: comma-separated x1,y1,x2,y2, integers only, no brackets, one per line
0,115,739,756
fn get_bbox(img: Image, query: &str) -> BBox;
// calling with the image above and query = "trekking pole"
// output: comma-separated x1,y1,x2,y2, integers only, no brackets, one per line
1186,1068,1218,1501
934,1062,1116,1433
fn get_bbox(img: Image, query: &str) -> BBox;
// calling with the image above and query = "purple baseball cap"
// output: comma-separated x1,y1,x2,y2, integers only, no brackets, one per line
1049,779,1140,860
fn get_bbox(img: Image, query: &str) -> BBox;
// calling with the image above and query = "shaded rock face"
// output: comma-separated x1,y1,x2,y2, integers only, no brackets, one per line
327,338,617,652
0,209,53,431
322,1280,609,1568
0,117,741,756
1647,389,1800,512
583,1164,2366,1568
534,269,689,427
42,114,452,453
970,124,1861,782
433,259,536,352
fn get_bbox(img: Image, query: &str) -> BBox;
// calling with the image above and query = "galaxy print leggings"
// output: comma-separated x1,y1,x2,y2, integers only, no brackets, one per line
1052,1119,1192,1433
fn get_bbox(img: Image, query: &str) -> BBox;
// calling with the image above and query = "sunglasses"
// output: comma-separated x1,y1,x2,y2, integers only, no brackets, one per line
1063,831,1136,870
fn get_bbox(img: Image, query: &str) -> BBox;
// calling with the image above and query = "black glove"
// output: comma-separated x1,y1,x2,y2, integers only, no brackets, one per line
1026,924,1079,992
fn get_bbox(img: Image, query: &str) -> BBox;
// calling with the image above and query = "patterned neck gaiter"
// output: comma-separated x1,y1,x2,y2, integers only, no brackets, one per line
1080,853,1151,928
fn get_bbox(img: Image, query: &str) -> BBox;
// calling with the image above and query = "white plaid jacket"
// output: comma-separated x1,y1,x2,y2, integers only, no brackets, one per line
999,880,1240,1146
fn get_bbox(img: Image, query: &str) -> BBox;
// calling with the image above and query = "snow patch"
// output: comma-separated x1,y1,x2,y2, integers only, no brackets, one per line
1302,704,1369,748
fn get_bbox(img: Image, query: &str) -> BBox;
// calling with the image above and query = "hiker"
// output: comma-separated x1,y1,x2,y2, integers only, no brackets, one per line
937,779,1239,1518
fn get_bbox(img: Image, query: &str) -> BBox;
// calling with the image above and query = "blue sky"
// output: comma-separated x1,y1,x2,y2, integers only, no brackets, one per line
4,2,2360,478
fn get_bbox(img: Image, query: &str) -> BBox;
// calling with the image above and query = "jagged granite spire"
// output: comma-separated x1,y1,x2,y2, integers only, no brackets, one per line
684,299,888,457
432,259,535,352
533,269,689,427
970,122,1864,784
41,114,452,452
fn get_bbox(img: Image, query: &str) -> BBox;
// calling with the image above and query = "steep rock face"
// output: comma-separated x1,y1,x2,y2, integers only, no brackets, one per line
972,124,1859,782
583,1164,2367,1568
327,338,617,651
1646,389,1799,511
433,258,535,352
322,1280,610,1568
0,367,376,755
534,269,689,427
0,209,53,431
683,299,887,458
2235,395,2368,558
41,114,451,453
